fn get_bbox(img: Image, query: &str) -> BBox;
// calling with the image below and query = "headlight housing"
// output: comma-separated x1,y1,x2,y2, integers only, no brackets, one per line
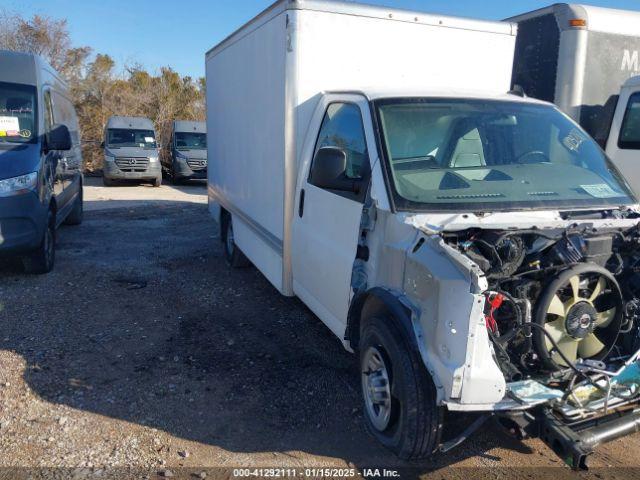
0,172,38,197
149,156,159,163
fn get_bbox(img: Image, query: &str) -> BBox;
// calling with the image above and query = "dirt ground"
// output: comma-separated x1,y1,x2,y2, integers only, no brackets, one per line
1,177,640,479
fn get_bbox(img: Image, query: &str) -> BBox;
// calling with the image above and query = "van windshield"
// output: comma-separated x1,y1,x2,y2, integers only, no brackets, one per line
175,132,206,150
107,129,156,148
376,99,635,212
0,82,37,144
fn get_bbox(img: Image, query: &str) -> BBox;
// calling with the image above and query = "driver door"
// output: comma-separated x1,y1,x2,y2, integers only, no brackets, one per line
292,96,372,338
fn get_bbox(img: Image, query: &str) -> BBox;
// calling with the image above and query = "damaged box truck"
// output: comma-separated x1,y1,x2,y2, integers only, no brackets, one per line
207,0,640,468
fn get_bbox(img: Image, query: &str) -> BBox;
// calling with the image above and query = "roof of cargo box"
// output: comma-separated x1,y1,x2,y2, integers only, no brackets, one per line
506,4,640,36
206,0,516,58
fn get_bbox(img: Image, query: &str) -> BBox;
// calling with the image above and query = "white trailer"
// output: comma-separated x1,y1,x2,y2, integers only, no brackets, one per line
207,0,640,468
507,4,640,191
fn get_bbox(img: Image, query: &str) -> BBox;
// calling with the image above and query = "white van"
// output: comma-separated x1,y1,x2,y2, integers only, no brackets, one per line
206,1,640,469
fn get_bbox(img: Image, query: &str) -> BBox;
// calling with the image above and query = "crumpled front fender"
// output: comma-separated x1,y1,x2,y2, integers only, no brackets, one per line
403,234,506,406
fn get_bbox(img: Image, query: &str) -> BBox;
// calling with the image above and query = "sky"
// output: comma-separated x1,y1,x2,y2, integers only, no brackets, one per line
5,0,640,79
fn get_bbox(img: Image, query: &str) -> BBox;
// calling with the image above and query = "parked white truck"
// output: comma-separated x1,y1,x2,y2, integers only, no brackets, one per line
207,0,640,468
508,4,640,192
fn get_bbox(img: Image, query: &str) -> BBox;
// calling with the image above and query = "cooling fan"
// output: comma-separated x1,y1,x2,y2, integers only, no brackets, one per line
535,264,623,369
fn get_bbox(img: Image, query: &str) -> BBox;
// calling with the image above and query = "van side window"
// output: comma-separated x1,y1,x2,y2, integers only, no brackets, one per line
312,103,369,180
43,90,54,130
619,92,640,150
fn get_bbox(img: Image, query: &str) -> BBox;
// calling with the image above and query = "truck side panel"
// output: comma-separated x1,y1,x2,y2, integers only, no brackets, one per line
206,13,288,292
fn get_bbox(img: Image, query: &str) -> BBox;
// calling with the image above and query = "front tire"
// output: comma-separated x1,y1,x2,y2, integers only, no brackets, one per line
221,214,250,268
360,315,443,460
23,208,56,275
152,175,162,188
103,176,115,187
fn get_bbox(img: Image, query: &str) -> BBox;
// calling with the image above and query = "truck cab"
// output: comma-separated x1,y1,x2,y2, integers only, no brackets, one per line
161,120,207,183
606,76,640,188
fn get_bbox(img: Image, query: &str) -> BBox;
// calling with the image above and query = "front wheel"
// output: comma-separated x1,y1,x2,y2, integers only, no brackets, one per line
360,315,443,460
221,214,250,268
23,209,56,275
152,175,162,188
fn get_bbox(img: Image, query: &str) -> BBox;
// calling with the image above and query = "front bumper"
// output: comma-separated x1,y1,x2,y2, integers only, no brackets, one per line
104,160,161,181
173,158,207,180
501,404,640,470
0,191,46,255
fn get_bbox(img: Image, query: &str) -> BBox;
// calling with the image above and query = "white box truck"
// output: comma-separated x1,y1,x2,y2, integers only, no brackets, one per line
207,0,640,468
507,4,640,192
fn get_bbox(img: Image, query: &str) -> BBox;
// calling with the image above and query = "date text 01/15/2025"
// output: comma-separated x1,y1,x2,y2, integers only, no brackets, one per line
232,468,400,478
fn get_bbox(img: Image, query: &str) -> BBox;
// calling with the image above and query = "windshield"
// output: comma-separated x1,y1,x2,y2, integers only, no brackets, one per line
107,129,156,148
175,131,206,150
0,82,37,144
376,99,635,212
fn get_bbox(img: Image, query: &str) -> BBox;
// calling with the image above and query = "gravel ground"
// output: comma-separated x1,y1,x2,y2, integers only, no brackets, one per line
1,178,640,479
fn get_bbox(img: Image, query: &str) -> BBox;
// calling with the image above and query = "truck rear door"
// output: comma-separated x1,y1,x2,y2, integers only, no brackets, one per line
606,88,640,195
292,95,374,338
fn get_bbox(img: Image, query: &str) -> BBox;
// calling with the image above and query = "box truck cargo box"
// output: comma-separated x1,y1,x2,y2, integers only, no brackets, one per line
207,0,640,468
508,4,640,191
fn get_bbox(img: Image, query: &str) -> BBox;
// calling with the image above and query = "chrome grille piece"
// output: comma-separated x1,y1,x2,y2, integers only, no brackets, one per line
115,157,150,172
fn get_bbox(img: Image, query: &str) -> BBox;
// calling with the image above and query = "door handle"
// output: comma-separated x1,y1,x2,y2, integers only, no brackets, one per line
298,189,305,218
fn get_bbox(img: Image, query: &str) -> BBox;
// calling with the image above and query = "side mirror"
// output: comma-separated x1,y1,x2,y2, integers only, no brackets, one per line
100,141,105,149
46,124,72,151
310,147,360,193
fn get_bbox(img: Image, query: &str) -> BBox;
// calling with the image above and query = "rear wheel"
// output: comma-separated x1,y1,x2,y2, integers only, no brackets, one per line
360,315,443,460
23,208,56,275
64,185,83,226
221,213,250,268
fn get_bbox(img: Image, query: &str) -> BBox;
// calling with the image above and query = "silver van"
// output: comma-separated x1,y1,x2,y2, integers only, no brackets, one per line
102,116,161,187
0,50,83,274
161,120,207,183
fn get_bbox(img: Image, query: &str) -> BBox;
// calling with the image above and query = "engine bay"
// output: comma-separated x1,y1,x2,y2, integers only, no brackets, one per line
445,212,640,420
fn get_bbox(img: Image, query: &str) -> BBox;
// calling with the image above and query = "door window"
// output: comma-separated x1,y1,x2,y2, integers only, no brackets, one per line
619,92,640,150
312,103,369,180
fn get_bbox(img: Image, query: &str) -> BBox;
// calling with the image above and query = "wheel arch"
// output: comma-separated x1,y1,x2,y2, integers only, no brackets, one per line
346,287,420,355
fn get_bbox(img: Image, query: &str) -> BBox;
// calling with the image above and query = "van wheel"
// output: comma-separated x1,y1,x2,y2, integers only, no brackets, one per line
64,186,83,226
23,209,56,275
360,315,443,460
221,214,250,268
103,176,115,187
153,175,162,187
